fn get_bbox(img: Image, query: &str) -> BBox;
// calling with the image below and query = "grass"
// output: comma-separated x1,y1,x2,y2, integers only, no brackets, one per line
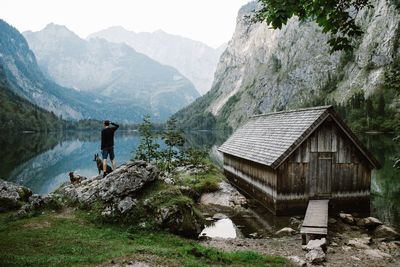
177,163,225,194
0,211,286,267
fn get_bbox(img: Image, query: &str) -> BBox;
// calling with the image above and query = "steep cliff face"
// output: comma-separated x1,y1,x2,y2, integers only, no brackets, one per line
174,0,400,130
88,27,223,95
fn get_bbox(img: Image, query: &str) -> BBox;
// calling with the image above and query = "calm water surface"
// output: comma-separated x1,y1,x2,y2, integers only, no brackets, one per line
1,130,399,231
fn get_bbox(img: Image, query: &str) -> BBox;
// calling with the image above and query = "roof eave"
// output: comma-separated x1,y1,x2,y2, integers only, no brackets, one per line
328,110,381,169
272,107,380,170
271,109,331,169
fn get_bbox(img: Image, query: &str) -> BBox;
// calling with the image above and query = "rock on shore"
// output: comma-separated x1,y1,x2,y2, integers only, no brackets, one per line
0,179,32,211
2,161,205,238
55,161,204,238
200,181,247,207
56,161,159,204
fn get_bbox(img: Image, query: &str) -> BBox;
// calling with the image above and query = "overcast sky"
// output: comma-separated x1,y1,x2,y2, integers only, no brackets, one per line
1,0,250,48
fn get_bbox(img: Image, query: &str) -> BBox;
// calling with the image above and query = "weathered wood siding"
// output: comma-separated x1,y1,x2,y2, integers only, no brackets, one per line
223,117,373,215
223,153,278,214
275,119,371,213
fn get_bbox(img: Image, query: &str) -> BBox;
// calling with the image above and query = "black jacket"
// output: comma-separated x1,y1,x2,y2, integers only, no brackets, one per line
101,123,119,150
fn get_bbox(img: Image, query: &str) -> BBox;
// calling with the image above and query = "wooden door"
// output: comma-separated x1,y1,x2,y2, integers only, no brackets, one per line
317,152,332,197
309,152,332,198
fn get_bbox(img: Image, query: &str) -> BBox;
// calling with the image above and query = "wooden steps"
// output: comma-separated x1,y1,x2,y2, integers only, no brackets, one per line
300,200,329,244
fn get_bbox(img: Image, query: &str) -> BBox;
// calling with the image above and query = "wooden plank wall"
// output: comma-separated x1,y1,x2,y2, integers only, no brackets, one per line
224,154,277,191
223,154,277,212
223,118,372,214
278,119,371,196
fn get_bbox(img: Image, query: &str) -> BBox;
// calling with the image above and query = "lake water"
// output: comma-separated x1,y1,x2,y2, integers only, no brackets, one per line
1,130,399,232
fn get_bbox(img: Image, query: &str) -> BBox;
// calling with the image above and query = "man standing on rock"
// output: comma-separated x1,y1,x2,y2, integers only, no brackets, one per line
101,120,119,177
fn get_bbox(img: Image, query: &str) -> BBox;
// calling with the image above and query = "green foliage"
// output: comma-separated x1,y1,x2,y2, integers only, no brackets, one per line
385,58,400,97
390,0,400,9
134,117,216,173
385,59,400,167
0,71,64,132
133,115,160,163
173,86,231,130
254,0,372,51
302,55,400,135
160,118,185,173
180,147,208,166
177,164,224,195
218,93,241,121
179,111,218,130
330,90,397,133
271,53,282,72
393,136,400,169
214,91,245,130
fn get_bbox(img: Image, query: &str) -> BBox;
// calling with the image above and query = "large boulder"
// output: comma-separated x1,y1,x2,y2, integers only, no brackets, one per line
155,202,204,238
0,179,32,211
364,249,392,259
373,225,400,240
57,161,204,238
347,237,372,249
303,238,327,252
57,161,159,205
14,193,63,218
339,213,356,225
357,217,383,229
117,197,137,214
305,247,326,264
199,181,246,207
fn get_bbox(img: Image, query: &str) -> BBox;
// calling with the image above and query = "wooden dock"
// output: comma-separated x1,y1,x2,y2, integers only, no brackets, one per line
300,200,329,244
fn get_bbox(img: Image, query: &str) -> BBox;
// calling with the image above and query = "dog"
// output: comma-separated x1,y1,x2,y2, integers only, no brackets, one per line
94,153,113,176
69,172,84,185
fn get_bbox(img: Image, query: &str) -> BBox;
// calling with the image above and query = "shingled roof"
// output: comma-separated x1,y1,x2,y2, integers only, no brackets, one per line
218,106,379,169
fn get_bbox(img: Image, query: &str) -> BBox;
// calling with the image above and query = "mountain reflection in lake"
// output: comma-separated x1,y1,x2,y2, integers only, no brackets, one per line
1,130,398,230
2,131,143,194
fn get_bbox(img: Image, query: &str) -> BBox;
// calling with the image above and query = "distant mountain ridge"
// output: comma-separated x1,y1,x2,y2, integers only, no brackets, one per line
0,19,162,122
23,23,200,122
88,26,225,95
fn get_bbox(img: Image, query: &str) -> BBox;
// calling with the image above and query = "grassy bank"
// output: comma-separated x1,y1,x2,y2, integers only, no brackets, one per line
0,211,286,267
176,163,225,194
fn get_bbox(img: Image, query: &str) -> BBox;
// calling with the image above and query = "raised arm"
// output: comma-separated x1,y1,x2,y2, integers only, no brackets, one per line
111,122,119,131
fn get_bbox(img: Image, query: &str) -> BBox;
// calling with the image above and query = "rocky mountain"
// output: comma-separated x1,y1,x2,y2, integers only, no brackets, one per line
0,19,151,122
0,19,100,120
88,26,224,95
23,24,200,122
174,0,400,130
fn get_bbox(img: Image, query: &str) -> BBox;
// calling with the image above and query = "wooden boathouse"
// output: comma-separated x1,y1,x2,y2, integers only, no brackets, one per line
218,106,380,215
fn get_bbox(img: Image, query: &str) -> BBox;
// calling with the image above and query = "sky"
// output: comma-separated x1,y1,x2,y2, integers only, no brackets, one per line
1,0,250,48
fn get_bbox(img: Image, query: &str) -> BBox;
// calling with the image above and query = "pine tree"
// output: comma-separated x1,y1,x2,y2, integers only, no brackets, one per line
377,94,385,116
133,115,160,163
161,118,184,173
365,98,374,128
